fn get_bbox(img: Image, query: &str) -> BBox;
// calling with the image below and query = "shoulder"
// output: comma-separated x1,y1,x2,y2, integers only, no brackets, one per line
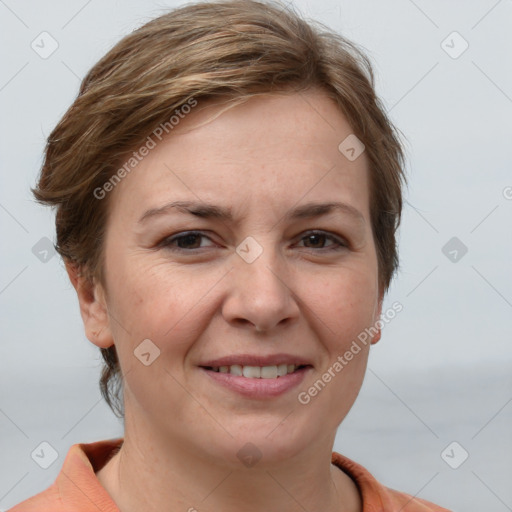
7,484,64,511
7,438,123,512
382,486,452,512
331,451,452,512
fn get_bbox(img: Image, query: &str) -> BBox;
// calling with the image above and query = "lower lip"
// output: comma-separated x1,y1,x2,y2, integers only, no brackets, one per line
200,366,311,399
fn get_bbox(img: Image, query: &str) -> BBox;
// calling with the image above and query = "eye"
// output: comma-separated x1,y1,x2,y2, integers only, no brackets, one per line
158,230,348,253
159,231,216,251
296,231,347,251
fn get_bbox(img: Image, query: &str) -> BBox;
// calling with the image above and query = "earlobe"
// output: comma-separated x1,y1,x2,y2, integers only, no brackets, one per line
371,293,384,345
65,261,114,349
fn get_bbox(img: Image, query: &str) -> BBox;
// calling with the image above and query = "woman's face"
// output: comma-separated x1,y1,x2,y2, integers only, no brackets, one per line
84,88,383,466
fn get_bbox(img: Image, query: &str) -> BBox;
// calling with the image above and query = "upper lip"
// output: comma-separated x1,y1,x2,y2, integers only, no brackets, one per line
199,353,313,368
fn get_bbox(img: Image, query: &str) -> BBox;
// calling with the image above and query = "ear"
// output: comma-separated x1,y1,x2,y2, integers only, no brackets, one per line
65,261,114,349
371,292,384,345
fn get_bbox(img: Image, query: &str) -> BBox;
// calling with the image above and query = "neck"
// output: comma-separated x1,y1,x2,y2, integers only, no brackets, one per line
97,433,361,512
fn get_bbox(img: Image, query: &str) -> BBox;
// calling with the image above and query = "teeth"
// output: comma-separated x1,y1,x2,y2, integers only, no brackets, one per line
210,364,301,378
230,364,243,376
243,366,261,378
261,366,277,379
277,364,288,377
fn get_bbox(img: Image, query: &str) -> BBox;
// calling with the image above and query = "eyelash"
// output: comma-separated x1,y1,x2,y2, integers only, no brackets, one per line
159,230,348,253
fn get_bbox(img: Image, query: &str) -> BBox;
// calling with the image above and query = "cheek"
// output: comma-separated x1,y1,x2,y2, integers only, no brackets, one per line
301,270,376,422
106,257,224,358
305,265,379,346
104,263,212,415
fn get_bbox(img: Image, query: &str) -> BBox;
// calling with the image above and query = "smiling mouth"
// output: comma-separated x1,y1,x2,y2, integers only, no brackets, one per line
200,364,310,378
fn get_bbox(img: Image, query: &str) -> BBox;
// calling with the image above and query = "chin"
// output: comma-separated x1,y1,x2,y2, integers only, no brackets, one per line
206,416,318,469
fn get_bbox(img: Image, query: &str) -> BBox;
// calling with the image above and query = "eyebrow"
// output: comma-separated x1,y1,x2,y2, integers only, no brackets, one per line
138,200,365,224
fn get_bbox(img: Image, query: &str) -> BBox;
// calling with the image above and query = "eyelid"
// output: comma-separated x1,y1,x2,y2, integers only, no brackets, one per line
296,230,348,250
159,230,217,250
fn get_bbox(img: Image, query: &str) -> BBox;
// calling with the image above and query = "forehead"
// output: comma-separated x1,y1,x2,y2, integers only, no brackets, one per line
107,89,370,224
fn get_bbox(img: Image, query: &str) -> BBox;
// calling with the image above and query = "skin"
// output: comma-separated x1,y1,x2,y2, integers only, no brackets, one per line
67,87,383,512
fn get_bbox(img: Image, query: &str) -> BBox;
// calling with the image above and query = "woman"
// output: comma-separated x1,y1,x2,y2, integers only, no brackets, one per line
9,0,450,510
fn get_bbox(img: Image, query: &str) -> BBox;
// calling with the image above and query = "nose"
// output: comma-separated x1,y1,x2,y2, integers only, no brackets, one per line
221,245,300,333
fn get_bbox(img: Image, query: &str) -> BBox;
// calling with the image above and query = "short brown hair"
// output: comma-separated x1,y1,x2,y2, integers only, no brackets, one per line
33,0,406,418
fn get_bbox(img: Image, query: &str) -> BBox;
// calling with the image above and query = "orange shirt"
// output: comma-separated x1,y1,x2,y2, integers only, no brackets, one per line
8,438,450,511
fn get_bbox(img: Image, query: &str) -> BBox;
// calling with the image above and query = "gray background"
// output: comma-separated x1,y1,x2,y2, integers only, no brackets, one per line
1,0,511,510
